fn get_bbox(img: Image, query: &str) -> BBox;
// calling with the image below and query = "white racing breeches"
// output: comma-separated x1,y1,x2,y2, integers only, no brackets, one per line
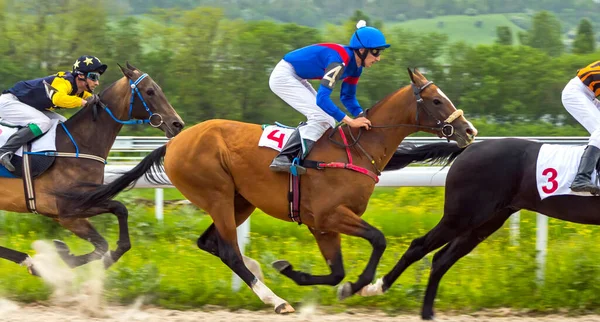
269,59,336,142
562,77,600,148
0,93,66,135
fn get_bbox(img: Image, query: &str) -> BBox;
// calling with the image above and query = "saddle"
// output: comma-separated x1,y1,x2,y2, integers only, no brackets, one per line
0,120,60,178
260,123,380,225
0,120,105,214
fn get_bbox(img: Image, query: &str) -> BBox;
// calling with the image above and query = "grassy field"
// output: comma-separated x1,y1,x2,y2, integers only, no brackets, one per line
1,187,600,314
391,14,526,45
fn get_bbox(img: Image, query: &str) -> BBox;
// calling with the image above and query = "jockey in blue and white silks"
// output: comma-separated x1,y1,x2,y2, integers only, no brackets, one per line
269,20,390,175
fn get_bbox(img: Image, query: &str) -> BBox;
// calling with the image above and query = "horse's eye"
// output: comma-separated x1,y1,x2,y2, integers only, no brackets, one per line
146,88,155,96
433,99,441,105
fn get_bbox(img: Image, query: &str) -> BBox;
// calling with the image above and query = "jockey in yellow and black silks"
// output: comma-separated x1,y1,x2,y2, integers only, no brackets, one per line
0,55,107,172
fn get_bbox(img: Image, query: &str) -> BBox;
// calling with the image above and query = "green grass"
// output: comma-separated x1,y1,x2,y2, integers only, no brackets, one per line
391,14,526,45
2,187,600,314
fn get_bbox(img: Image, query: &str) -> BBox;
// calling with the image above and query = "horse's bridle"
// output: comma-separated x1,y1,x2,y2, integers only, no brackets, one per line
99,73,164,127
411,81,463,138
328,81,464,175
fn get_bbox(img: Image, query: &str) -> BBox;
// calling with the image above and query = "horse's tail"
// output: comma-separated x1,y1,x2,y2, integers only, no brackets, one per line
383,142,467,171
60,145,168,211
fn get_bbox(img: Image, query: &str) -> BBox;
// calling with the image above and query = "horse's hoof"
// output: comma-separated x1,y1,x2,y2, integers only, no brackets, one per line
274,302,295,314
53,240,76,268
102,252,115,269
357,278,385,296
22,257,40,277
28,265,41,277
272,260,292,273
421,311,435,320
53,239,70,253
337,282,353,301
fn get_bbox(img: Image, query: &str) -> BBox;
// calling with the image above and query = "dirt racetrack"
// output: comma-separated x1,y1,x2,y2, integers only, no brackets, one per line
4,242,600,322
3,302,600,322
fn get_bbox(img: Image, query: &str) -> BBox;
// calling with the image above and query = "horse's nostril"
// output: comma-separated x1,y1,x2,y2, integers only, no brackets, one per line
173,121,184,130
466,128,475,136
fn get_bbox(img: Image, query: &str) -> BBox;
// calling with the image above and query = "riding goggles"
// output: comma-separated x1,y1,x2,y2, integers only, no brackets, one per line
369,48,385,57
86,72,101,81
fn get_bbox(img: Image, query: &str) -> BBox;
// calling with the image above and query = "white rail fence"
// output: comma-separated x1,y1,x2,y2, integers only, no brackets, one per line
104,165,540,286
103,136,590,286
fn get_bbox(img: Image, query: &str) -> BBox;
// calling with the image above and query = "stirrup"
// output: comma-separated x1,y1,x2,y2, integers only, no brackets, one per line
0,152,14,171
571,182,600,195
289,157,306,176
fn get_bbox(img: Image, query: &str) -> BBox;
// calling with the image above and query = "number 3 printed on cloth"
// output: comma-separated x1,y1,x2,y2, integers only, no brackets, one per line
542,167,558,194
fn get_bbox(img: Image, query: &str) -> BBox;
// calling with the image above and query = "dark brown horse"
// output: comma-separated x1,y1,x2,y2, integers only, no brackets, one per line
59,69,476,313
0,63,184,274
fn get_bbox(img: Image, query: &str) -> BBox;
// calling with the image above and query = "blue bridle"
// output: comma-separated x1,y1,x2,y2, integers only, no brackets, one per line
100,73,163,128
27,73,165,164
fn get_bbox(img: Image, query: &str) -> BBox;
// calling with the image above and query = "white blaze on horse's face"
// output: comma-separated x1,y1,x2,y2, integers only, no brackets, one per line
436,88,478,135
437,88,456,109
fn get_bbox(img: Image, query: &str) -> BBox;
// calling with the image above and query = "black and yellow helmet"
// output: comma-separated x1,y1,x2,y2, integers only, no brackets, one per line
72,55,108,76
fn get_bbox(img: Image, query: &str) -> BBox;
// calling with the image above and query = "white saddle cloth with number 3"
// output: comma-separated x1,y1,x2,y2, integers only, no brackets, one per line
536,144,598,200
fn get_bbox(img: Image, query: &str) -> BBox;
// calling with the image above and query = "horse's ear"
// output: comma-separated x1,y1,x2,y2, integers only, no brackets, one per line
414,68,425,79
118,62,134,79
407,68,416,84
126,61,139,71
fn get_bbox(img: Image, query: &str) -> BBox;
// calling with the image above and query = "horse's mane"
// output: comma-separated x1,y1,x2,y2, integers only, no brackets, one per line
383,142,466,171
65,78,126,125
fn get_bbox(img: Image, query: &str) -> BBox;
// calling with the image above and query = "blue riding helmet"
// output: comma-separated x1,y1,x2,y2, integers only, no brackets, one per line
349,25,390,49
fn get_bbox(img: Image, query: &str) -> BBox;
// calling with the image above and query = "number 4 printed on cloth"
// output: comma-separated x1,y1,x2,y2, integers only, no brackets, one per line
321,62,345,89
267,129,286,148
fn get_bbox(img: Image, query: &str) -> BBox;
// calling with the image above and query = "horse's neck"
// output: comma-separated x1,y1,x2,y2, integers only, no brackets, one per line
57,83,129,159
358,88,420,166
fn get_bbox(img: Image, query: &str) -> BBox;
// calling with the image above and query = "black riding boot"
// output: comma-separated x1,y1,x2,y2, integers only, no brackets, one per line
269,129,315,175
570,145,600,195
0,127,38,172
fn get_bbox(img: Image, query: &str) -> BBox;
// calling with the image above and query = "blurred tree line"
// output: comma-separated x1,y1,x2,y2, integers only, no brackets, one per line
123,0,600,29
0,0,598,135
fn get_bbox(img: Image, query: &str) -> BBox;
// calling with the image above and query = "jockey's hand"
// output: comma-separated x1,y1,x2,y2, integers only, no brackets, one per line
344,116,371,130
85,94,101,107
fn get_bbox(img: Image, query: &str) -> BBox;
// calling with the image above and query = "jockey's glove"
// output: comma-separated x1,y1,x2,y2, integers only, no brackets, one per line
85,94,101,107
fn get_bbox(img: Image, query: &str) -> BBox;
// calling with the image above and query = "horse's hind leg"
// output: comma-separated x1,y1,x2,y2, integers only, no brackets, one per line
273,228,344,286
420,208,513,320
55,201,131,269
192,187,294,314
53,218,108,268
197,193,263,280
0,246,38,275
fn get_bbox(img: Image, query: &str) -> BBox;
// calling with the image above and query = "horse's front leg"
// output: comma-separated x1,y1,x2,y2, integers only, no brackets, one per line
324,205,386,301
55,200,130,269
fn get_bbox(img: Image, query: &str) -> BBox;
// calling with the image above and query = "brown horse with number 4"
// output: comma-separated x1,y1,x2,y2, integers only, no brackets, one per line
61,69,477,313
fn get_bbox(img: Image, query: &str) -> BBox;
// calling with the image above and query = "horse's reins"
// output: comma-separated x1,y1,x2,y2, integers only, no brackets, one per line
328,81,464,175
22,73,163,214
